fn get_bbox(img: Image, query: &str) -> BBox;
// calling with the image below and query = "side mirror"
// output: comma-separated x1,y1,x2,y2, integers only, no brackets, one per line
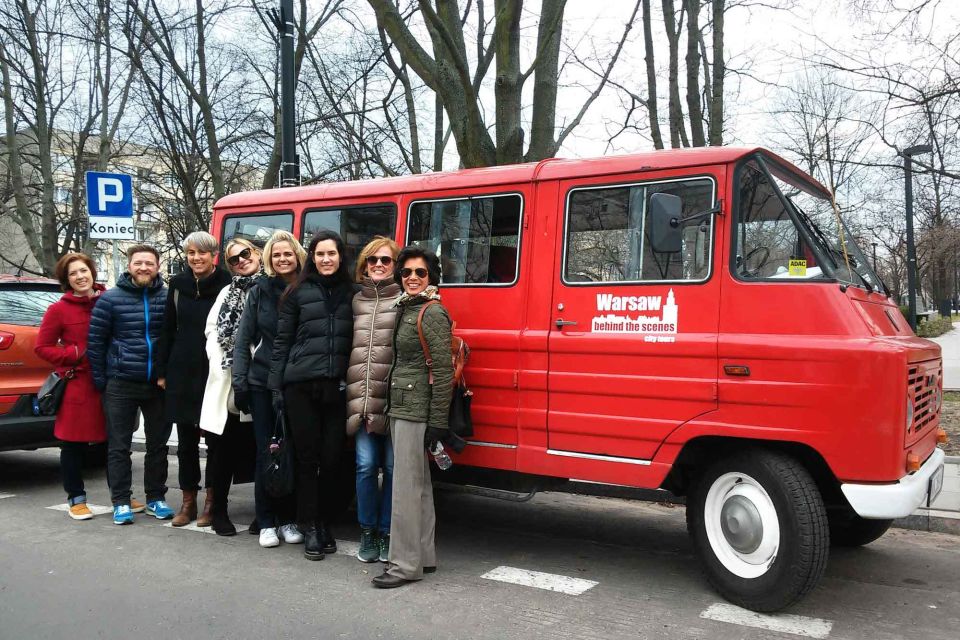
649,193,683,253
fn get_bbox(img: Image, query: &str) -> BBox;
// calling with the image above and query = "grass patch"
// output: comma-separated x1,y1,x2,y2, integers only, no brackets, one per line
917,315,953,338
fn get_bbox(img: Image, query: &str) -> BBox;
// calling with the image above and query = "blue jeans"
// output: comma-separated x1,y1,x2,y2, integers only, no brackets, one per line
355,425,393,534
250,387,295,529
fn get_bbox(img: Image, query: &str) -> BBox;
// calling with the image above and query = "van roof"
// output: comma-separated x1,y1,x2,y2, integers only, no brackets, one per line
215,146,825,209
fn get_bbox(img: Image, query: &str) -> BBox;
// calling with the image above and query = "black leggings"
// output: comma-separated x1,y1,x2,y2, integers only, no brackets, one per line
204,413,245,514
283,380,346,528
60,441,87,501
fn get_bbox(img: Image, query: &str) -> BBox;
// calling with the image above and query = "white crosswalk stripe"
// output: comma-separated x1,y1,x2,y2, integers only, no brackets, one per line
481,566,598,595
0,493,16,500
46,503,113,516
700,603,833,638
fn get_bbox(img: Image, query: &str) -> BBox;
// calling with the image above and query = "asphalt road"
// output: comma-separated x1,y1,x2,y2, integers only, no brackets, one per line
1,448,958,640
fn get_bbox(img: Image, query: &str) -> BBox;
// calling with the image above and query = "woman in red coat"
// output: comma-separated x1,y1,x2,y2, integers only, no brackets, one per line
35,253,108,520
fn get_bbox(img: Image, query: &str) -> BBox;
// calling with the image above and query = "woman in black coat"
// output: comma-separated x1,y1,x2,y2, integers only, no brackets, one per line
157,231,231,527
268,229,355,561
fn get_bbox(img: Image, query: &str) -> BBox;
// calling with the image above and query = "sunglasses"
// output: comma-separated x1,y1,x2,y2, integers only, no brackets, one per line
400,267,428,279
226,247,252,266
365,255,393,267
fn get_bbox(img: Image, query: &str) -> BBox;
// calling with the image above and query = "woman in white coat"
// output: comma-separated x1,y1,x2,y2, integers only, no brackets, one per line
199,237,261,535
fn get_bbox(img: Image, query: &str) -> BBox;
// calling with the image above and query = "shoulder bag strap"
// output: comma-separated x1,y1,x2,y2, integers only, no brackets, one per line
416,300,440,385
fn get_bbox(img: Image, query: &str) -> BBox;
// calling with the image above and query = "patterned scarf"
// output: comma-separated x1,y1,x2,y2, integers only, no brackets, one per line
395,284,441,308
216,267,263,369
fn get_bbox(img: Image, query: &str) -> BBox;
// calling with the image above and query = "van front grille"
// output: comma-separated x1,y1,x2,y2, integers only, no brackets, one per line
907,361,941,434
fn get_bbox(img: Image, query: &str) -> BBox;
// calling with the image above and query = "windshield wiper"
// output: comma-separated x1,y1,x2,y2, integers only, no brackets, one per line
785,195,875,292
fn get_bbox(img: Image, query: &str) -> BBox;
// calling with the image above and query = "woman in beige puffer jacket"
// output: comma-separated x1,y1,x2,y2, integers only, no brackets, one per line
345,236,402,563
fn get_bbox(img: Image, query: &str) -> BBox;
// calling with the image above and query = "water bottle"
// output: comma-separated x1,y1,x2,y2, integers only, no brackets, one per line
430,441,453,470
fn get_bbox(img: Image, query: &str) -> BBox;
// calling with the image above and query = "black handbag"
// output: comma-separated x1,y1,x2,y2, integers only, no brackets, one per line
261,411,295,498
36,369,75,416
448,381,473,439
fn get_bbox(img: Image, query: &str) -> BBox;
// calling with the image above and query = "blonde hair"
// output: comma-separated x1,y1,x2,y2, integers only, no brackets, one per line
262,230,307,277
355,236,400,282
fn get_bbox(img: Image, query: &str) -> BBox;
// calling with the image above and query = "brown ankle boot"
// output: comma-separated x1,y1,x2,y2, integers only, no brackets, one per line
196,488,214,527
171,489,198,527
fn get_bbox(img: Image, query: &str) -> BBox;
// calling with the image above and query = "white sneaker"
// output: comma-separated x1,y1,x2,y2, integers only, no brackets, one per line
259,527,280,548
279,523,304,544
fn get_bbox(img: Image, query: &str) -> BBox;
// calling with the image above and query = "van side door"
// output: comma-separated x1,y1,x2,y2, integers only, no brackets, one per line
546,170,723,461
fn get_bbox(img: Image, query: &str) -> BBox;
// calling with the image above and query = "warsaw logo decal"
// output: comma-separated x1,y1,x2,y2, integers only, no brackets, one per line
591,289,678,343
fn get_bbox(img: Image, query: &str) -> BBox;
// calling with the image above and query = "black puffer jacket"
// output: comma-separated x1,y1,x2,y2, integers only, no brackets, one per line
233,276,288,392
157,267,231,424
267,272,355,390
87,273,167,391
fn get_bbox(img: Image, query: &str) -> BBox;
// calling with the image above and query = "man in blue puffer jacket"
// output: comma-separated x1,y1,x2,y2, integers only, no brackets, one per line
88,244,173,525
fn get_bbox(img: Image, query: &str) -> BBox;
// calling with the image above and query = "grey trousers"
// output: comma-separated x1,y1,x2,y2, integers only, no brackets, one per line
386,418,436,580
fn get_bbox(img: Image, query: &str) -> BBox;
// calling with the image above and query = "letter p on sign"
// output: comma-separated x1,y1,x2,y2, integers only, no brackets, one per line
96,177,124,212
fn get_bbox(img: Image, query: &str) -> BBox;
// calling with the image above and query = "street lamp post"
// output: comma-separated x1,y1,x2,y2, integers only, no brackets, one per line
903,144,932,332
871,241,878,274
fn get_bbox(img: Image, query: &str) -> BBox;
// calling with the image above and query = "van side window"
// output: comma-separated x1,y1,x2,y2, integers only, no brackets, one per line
302,204,397,278
564,178,714,283
407,194,522,285
735,161,820,280
221,212,293,251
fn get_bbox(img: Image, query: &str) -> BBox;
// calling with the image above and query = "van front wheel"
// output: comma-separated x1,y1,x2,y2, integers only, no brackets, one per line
687,450,829,612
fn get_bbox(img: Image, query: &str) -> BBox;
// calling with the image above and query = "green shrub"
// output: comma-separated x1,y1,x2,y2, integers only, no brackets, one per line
917,315,953,338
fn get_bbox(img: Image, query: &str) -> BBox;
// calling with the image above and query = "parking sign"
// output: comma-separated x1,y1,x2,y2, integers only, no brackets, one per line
86,171,135,239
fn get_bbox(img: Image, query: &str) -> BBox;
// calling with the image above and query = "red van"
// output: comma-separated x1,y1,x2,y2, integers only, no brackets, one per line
211,147,946,612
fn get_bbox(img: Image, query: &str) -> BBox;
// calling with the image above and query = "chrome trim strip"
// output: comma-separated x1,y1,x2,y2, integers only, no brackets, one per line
547,448,652,466
465,441,517,449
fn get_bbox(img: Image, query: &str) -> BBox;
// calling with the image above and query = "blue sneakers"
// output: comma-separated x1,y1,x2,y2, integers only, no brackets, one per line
113,504,134,525
146,500,175,520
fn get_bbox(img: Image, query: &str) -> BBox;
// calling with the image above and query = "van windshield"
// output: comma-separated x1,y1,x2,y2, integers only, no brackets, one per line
736,157,884,293
765,161,884,293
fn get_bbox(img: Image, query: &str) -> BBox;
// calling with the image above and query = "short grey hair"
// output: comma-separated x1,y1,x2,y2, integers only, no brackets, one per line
182,231,218,254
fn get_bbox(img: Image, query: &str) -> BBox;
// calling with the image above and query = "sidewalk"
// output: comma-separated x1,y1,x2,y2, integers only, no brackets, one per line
929,326,960,390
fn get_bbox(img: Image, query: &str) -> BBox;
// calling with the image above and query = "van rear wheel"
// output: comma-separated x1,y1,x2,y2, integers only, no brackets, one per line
687,450,829,612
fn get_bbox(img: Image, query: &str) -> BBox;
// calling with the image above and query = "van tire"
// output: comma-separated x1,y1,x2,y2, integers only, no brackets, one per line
828,509,893,547
686,449,829,612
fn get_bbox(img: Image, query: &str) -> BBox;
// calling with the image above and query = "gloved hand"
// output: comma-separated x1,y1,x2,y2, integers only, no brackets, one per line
424,427,447,449
233,388,251,414
271,390,284,415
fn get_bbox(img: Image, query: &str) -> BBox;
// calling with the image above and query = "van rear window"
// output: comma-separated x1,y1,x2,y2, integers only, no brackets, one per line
407,194,521,286
563,178,714,284
302,204,396,278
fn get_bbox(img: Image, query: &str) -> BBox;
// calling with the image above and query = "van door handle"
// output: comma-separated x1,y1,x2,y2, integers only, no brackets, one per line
555,319,577,329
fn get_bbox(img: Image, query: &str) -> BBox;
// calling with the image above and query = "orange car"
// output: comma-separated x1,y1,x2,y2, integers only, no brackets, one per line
0,275,64,451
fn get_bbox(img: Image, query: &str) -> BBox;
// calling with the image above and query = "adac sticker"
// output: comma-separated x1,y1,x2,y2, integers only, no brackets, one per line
788,259,807,276
591,289,678,343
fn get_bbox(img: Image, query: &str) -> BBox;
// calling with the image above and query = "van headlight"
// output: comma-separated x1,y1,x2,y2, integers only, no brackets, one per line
906,396,914,432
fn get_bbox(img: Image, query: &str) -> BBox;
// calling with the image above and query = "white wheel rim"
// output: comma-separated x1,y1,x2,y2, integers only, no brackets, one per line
703,471,780,579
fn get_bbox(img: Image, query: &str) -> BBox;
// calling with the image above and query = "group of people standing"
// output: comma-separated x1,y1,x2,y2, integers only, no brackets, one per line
35,230,455,588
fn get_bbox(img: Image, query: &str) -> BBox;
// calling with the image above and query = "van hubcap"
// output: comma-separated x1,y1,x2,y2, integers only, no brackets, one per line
721,495,763,553
703,471,781,579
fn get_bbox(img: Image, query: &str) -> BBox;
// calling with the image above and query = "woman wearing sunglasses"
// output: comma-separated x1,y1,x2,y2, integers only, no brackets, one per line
345,237,402,563
198,237,263,535
268,230,356,560
372,246,452,589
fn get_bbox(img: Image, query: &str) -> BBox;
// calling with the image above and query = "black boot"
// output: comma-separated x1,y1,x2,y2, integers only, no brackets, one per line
211,506,236,537
318,521,337,554
303,527,324,561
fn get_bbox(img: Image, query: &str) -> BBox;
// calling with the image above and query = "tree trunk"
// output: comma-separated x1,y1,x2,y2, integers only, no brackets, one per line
526,0,566,161
641,0,663,149
685,0,705,146
708,0,725,145
662,0,689,148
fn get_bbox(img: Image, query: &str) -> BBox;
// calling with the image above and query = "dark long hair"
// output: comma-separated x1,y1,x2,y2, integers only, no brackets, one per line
395,246,442,287
280,229,350,306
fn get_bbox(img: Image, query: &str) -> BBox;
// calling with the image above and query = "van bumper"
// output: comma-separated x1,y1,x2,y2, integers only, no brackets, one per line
840,448,945,519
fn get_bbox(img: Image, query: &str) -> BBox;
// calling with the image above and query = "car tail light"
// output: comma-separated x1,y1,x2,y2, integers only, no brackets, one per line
0,331,13,350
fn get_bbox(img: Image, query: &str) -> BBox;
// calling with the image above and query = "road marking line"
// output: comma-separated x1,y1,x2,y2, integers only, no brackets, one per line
0,493,15,500
46,503,113,516
700,603,833,639
481,566,598,596
164,521,248,534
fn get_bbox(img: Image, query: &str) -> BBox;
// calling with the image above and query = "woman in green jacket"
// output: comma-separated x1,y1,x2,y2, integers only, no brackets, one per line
372,246,453,589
